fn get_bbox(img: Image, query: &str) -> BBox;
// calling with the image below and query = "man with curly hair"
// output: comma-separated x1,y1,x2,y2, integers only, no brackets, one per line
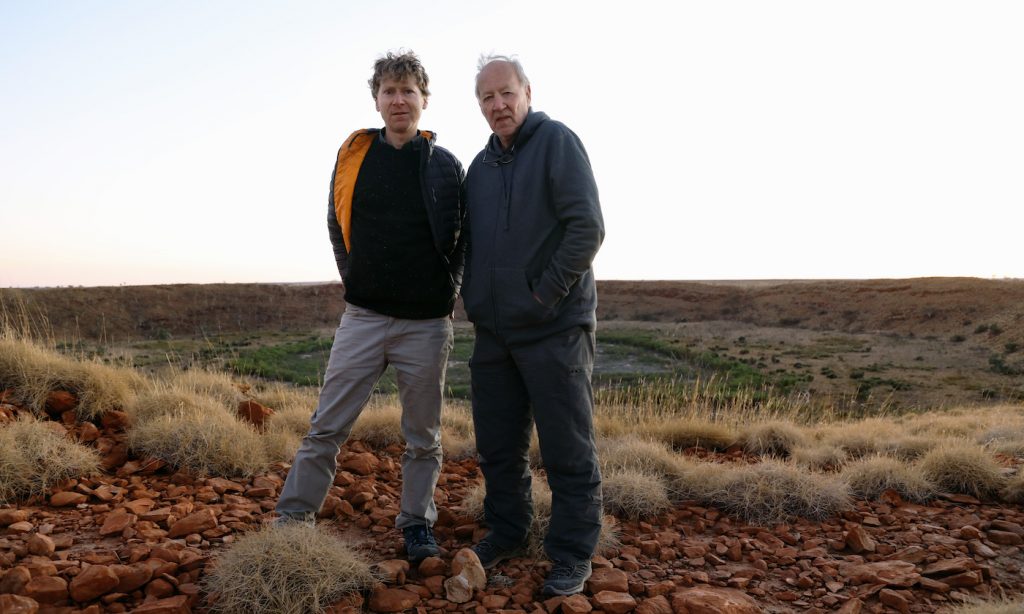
275,50,466,564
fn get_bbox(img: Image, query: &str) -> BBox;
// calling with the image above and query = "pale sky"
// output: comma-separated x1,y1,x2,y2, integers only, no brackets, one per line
2,1,1022,287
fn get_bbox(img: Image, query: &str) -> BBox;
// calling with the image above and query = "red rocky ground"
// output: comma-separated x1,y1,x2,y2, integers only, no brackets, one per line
1,397,1023,614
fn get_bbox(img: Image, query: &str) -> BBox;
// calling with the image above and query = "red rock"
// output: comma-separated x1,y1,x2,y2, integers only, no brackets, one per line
0,508,29,526
45,391,77,414
449,548,486,590
100,410,131,431
443,574,474,604
122,498,156,515
0,566,33,595
77,422,100,442
23,575,68,604
417,556,446,577
918,577,951,593
146,577,176,598
69,565,119,602
99,511,137,536
988,530,1023,545
635,595,672,614
481,594,510,609
943,571,983,587
671,587,762,613
836,598,862,614
878,589,910,614
368,587,419,612
131,595,191,613
374,560,409,585
111,563,153,593
167,508,217,538
844,524,876,554
340,452,380,475
588,567,629,593
593,590,637,614
27,534,56,556
0,594,39,614
839,561,918,587
237,400,273,428
49,491,87,507
562,593,593,614
922,557,975,576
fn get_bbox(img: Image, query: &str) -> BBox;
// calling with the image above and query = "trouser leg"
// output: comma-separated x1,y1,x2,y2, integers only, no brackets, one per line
388,315,453,529
276,305,387,517
514,327,602,563
470,326,534,548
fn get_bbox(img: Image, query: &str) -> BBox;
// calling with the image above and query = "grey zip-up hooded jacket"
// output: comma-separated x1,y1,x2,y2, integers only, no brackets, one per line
462,110,604,345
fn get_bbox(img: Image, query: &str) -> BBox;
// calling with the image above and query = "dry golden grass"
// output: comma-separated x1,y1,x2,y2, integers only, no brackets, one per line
706,459,851,526
266,404,315,439
252,382,318,412
162,368,246,407
880,435,937,461
202,523,376,614
940,597,1024,614
841,455,936,502
816,418,902,459
441,402,477,459
791,444,848,471
638,417,736,451
128,410,269,477
739,421,806,457
665,457,729,502
597,434,682,476
349,404,404,448
0,335,141,420
0,415,100,503
601,469,672,519
1000,471,1024,504
918,442,1006,500
128,386,233,424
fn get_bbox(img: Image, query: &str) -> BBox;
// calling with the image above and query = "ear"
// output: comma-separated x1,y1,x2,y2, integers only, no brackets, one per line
422,97,429,110
526,84,532,105
375,97,381,112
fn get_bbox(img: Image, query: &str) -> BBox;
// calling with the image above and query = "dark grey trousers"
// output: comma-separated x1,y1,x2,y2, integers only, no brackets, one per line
470,325,603,563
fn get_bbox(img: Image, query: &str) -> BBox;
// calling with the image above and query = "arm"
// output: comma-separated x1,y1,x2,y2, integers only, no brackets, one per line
532,126,605,307
326,165,348,281
450,158,468,294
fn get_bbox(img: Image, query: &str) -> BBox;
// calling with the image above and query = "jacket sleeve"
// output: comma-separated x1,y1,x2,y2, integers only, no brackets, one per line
326,164,348,281
532,126,605,307
450,157,468,295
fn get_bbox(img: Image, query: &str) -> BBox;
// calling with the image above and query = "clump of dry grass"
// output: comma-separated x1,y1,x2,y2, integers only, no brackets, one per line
601,469,672,519
597,435,682,476
640,417,736,451
706,459,851,526
203,523,376,614
163,368,244,407
266,404,315,439
941,597,1024,614
792,444,848,471
0,336,141,420
441,402,476,459
999,470,1024,504
665,457,728,502
918,442,1006,500
817,419,900,459
0,415,100,503
739,421,806,457
128,411,269,477
349,404,404,447
880,436,937,461
252,383,317,413
128,386,232,424
841,455,935,502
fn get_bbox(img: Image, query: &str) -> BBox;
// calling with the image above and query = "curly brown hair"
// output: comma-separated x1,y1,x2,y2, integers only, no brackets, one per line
368,50,430,99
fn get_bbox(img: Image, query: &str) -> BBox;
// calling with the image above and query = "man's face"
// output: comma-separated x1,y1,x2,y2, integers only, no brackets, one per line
476,62,531,148
375,75,427,135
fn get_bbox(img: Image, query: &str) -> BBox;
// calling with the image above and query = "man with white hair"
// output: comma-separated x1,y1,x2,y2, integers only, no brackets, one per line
462,54,605,596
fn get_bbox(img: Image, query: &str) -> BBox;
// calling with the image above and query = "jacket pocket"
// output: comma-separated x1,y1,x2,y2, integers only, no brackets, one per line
494,267,556,329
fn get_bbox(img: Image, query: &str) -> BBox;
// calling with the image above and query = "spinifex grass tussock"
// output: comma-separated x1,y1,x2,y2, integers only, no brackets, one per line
601,469,672,519
705,459,851,526
202,523,376,614
441,402,476,459
918,442,1006,500
792,444,848,471
639,417,736,452
664,457,728,502
739,421,806,458
880,435,937,461
817,418,903,460
252,382,318,413
128,386,233,424
1001,471,1024,504
265,404,315,439
349,403,404,448
841,455,936,502
163,367,245,407
0,415,100,503
0,335,141,420
261,429,302,464
128,411,269,477
941,596,1024,614
597,434,681,476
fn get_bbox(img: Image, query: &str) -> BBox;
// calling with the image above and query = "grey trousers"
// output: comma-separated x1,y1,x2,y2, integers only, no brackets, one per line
276,303,453,529
470,325,603,563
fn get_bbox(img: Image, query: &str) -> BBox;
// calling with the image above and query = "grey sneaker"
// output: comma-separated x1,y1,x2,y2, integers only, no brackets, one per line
542,559,592,596
403,525,440,563
270,512,315,528
472,538,521,570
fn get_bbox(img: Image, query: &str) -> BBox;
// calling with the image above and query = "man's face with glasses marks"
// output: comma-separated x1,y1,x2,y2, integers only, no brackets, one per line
476,62,531,151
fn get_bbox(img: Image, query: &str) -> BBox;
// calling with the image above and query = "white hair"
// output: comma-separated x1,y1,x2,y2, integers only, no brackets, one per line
475,53,530,98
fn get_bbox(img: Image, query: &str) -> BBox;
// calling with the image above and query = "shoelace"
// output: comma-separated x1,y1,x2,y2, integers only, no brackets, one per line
549,563,585,579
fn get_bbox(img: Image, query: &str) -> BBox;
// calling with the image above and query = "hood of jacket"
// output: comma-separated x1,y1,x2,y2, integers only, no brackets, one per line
484,109,548,158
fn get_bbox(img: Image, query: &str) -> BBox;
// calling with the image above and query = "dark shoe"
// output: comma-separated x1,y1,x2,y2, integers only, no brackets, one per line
270,512,315,528
472,537,521,570
542,559,592,596
403,525,440,563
